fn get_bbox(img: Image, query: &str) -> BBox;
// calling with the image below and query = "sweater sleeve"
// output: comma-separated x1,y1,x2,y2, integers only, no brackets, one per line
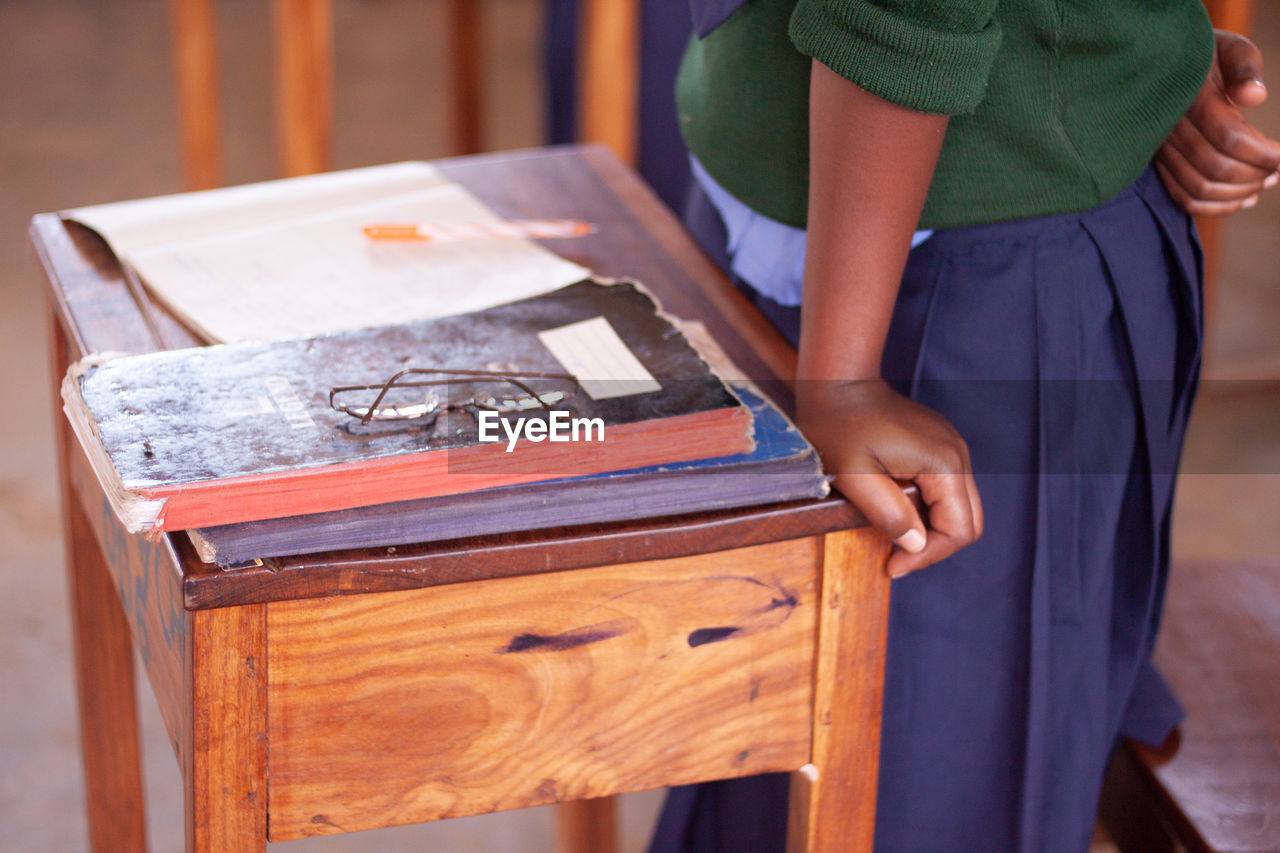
789,0,1002,115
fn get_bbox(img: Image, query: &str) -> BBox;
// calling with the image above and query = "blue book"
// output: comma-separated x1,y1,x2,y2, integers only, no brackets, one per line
189,385,828,567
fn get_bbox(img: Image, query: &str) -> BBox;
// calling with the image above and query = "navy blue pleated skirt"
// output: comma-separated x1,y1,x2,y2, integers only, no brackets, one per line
651,166,1203,853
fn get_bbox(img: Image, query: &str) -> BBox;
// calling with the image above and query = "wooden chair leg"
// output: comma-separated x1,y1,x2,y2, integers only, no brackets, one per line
170,0,224,190
1203,0,1255,35
1098,744,1178,853
449,0,482,155
578,0,639,165
273,0,332,177
556,797,617,853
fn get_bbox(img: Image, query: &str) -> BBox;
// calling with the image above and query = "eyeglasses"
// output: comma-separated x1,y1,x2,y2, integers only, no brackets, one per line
329,367,579,430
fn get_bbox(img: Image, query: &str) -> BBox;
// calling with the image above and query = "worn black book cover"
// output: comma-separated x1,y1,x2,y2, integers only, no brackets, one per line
62,280,752,533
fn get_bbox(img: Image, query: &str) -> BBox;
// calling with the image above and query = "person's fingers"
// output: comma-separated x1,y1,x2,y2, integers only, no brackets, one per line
954,438,984,543
835,470,927,555
1216,30,1268,108
964,470,984,542
1184,91,1280,174
1166,121,1276,187
886,472,976,578
1158,138,1271,201
1228,76,1268,110
1156,161,1258,216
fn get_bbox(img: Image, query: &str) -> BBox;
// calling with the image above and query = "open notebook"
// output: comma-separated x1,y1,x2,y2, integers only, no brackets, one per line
63,161,590,343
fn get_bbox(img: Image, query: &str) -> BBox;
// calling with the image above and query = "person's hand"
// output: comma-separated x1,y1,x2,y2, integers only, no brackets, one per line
797,379,983,579
1157,29,1280,215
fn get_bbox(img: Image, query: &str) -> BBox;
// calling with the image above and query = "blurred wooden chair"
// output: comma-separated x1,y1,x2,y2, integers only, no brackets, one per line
170,0,638,190
1099,559,1280,853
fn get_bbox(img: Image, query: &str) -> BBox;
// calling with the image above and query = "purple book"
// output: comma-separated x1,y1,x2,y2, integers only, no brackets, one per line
189,386,828,567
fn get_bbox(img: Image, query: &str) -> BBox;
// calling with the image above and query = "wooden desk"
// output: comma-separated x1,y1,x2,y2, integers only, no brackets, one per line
34,145,891,852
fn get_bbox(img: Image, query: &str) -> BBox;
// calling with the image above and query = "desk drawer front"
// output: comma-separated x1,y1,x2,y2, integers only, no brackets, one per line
266,538,818,840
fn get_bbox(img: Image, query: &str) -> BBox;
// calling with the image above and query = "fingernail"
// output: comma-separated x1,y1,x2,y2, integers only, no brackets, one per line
1244,195,1259,209
890,566,911,579
895,529,926,554
1251,78,1267,90
1266,173,1279,189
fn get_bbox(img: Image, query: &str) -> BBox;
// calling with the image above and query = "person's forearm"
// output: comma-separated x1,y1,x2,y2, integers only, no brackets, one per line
796,62,982,574
798,61,949,384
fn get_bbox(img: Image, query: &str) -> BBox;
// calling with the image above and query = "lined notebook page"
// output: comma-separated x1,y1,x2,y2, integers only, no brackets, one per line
65,162,590,343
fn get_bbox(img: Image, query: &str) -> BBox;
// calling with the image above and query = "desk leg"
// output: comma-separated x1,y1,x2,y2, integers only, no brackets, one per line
65,495,150,852
183,605,268,853
788,528,892,853
52,307,149,852
555,798,617,853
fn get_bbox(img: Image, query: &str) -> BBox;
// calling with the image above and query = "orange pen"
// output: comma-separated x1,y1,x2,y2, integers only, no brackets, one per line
363,219,596,242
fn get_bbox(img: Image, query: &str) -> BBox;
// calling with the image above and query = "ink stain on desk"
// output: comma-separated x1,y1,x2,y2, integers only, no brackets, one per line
687,626,740,647
498,620,626,654
686,581,801,647
760,592,799,612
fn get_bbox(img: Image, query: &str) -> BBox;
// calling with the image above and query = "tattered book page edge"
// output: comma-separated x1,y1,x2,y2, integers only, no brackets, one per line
61,353,166,535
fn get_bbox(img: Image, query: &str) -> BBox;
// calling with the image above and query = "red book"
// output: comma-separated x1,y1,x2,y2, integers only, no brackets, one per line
62,281,753,535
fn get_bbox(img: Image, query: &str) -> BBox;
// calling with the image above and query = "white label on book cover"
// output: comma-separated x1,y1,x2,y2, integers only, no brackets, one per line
63,162,591,344
537,316,661,400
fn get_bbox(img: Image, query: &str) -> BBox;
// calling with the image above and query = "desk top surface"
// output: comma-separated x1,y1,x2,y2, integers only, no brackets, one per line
35,145,864,608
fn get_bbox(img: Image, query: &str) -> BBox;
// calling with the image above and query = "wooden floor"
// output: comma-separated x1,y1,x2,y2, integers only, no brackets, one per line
2,2,1277,851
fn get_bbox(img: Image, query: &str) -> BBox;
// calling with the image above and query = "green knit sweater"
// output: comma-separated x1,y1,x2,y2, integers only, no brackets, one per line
677,0,1214,229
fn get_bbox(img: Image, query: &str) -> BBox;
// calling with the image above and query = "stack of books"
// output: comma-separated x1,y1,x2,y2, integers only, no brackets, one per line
64,279,828,566
59,162,827,567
